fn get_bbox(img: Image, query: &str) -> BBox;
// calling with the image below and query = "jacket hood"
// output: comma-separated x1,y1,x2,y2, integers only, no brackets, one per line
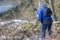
38,2,47,10
41,4,47,9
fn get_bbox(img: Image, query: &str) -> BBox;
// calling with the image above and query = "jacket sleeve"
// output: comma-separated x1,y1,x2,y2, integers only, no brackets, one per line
37,9,43,23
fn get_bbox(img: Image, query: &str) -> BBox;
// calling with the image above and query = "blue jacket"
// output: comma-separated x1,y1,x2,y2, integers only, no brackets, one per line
37,4,52,23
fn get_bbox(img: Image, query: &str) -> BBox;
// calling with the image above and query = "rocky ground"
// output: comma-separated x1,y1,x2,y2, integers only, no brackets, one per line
0,20,60,40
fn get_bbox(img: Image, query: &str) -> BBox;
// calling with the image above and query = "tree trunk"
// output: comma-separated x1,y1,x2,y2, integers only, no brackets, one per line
49,0,57,21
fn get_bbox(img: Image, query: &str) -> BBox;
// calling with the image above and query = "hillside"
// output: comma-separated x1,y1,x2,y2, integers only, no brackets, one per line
0,0,60,40
0,0,39,21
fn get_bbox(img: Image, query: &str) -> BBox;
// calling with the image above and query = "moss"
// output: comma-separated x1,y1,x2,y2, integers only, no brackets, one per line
22,23,33,30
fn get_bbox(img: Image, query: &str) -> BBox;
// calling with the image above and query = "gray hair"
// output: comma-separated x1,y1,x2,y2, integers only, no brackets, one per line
38,2,47,11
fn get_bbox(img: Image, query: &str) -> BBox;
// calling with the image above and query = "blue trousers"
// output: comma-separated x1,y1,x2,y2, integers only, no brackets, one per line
41,23,52,39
